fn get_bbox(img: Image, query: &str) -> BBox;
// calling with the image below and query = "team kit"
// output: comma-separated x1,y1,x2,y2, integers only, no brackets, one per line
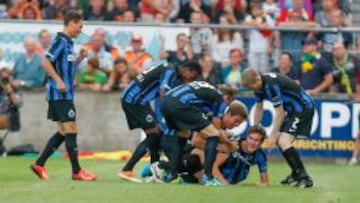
30,11,314,188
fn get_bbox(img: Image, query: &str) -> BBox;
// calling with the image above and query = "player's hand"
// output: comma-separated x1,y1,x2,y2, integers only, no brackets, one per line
79,49,88,60
228,141,239,152
56,80,67,93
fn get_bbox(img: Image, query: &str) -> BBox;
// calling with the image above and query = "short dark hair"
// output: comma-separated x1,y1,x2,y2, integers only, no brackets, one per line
181,61,202,75
64,10,82,26
87,57,100,69
248,125,266,141
281,52,293,62
114,58,127,66
218,84,235,97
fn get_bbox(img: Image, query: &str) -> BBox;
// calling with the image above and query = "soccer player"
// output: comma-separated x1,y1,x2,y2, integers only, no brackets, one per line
30,10,97,181
240,69,314,188
119,61,201,182
178,125,268,186
161,81,244,186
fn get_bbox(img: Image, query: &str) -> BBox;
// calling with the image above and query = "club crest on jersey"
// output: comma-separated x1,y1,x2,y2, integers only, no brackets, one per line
67,54,76,62
68,109,76,118
146,114,154,123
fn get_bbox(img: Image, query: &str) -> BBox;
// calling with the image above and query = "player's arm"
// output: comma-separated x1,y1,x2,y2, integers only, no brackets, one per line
271,105,285,135
76,49,87,67
212,152,230,185
256,151,269,187
159,68,175,99
44,39,66,92
309,72,333,94
192,132,236,153
254,102,264,125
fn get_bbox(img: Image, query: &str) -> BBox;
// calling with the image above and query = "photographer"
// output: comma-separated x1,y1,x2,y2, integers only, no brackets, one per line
0,66,22,131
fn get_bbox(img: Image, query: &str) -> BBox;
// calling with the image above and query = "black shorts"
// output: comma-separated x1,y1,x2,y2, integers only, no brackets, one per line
281,108,314,137
161,97,210,132
121,100,157,130
47,100,76,122
179,153,203,184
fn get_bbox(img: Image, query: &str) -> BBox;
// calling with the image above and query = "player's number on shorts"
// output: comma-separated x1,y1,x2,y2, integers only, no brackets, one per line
290,117,300,132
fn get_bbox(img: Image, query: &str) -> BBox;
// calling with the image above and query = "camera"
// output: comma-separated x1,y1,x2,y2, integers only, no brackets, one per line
0,76,9,86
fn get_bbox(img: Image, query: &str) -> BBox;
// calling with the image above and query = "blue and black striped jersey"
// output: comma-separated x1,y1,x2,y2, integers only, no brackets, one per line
220,141,267,184
255,73,314,115
122,63,182,105
165,81,224,116
45,32,76,101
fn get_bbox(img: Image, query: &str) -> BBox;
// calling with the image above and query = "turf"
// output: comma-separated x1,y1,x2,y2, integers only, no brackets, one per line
0,157,359,203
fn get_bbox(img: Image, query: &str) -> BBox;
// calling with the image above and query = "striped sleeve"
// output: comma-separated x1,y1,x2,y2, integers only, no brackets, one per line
256,150,268,174
159,69,175,91
264,83,283,107
45,38,65,63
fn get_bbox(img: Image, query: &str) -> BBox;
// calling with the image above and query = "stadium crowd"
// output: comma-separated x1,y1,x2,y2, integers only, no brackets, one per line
0,0,357,97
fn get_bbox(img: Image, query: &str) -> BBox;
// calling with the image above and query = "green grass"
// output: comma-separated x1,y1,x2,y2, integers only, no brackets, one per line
0,157,359,203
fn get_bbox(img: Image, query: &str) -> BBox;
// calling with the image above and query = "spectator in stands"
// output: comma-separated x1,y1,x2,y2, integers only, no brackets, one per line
84,0,107,21
177,0,212,23
77,57,107,92
279,0,313,18
244,3,274,73
159,33,192,68
124,34,153,76
189,11,214,60
42,0,74,20
317,9,353,60
18,2,42,20
221,48,247,91
299,38,333,94
81,30,120,75
277,3,316,70
272,52,300,82
122,9,137,22
330,41,360,95
212,15,244,68
139,0,173,22
315,0,352,27
213,0,245,24
36,29,52,57
198,53,222,86
105,0,140,21
7,0,27,19
102,58,131,91
263,0,280,19
12,37,45,88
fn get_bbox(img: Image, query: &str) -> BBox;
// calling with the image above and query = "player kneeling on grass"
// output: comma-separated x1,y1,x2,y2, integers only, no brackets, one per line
161,81,246,186
172,125,269,186
119,62,201,182
240,69,314,188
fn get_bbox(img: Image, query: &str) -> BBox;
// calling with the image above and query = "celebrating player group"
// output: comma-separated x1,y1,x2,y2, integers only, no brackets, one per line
31,10,314,188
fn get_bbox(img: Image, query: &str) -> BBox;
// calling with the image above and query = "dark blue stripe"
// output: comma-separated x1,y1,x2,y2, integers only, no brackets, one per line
170,85,191,97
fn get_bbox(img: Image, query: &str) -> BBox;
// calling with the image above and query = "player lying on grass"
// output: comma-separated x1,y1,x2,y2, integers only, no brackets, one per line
141,125,269,186
119,62,201,182
161,81,247,186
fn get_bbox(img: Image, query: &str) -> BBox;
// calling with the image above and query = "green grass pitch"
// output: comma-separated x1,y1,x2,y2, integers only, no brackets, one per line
0,157,359,203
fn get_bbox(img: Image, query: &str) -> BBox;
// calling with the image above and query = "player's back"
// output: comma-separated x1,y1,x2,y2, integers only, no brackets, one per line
165,81,223,108
257,73,314,114
122,63,179,105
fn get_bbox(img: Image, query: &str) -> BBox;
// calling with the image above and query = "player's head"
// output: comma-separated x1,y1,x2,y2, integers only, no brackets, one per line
219,84,235,106
178,61,202,82
246,125,266,153
63,10,83,38
240,68,262,91
222,101,248,129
